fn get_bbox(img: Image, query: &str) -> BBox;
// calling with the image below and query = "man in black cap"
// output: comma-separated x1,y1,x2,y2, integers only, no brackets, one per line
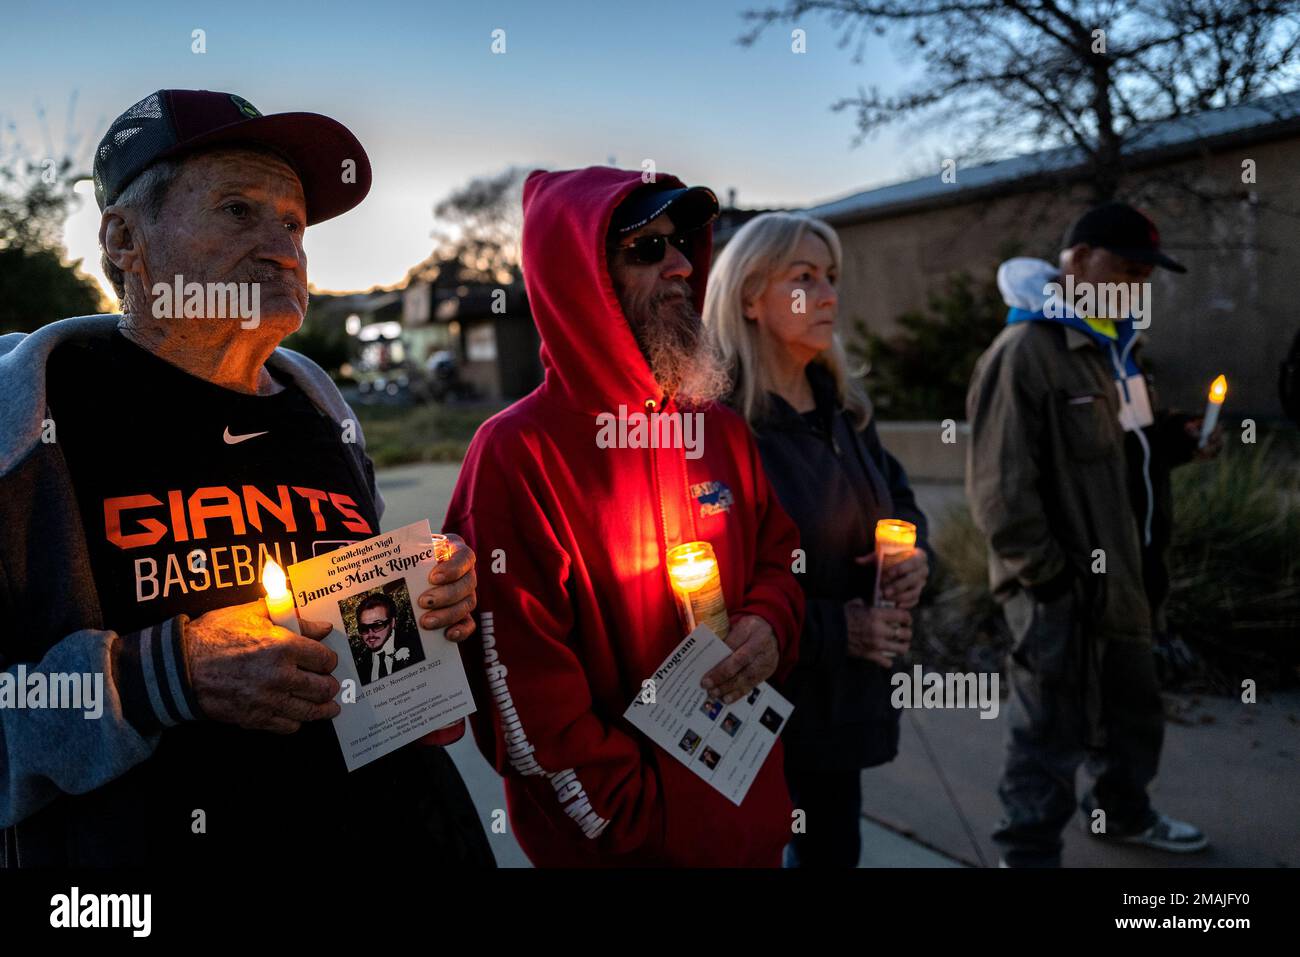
443,168,806,866
0,90,493,866
606,179,732,402
966,201,1223,867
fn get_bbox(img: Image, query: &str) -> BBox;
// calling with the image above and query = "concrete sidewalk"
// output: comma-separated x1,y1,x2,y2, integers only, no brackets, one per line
865,689,1300,868
884,481,1300,868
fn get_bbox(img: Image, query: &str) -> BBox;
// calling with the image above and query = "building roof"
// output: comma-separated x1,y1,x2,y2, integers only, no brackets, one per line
806,89,1300,225
309,289,401,314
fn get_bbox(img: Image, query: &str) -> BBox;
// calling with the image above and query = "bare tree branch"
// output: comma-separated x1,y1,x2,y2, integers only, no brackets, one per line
738,0,1300,200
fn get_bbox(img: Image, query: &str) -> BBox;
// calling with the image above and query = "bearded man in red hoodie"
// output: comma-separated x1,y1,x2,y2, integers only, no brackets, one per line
444,167,805,867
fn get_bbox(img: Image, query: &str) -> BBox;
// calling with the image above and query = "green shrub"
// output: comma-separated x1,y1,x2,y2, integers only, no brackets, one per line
0,246,107,334
922,433,1300,691
915,501,1010,677
1164,435,1300,687
850,268,1009,421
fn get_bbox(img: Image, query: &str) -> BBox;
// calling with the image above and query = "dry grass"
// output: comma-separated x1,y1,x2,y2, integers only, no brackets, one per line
354,400,507,468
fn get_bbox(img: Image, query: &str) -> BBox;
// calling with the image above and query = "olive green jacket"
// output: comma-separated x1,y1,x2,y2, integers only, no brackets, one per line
965,320,1151,644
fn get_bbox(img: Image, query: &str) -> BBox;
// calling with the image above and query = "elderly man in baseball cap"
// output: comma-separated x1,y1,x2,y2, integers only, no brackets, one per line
0,90,492,867
967,201,1222,868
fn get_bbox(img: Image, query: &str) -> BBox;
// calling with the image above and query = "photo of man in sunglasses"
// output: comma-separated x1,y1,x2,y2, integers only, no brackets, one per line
351,590,425,686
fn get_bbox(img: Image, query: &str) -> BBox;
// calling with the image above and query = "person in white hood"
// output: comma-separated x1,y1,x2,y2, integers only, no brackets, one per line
966,202,1222,868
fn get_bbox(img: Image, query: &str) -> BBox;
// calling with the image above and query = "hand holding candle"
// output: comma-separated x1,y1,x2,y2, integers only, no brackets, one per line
415,532,477,640
1199,374,1227,449
261,558,299,634
872,520,917,609
417,532,468,747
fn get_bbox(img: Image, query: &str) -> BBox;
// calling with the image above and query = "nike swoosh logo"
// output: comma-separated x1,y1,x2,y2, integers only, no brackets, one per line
223,427,269,445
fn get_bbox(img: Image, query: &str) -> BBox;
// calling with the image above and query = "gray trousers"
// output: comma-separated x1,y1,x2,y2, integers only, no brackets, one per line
993,588,1164,867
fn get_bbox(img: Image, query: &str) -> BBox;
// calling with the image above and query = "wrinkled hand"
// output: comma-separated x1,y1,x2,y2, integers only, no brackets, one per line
1185,417,1224,461
858,548,929,609
844,598,912,668
184,599,341,734
701,615,779,705
417,533,477,641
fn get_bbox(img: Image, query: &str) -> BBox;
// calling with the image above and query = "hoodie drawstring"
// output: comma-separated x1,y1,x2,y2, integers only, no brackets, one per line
1108,341,1154,547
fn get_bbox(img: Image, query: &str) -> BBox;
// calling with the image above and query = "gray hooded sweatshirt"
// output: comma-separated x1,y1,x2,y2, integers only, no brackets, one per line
0,314,384,865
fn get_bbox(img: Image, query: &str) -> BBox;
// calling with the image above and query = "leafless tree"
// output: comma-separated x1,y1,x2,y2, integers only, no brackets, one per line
410,166,529,288
740,1,1300,201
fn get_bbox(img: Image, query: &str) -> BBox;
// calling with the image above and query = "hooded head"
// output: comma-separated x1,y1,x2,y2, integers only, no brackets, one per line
520,166,727,413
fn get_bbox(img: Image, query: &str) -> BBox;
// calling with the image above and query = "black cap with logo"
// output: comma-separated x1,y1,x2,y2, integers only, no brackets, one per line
610,183,720,236
92,89,371,225
1063,201,1186,273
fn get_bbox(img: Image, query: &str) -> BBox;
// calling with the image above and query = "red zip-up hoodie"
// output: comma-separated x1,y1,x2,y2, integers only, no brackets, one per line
443,167,804,867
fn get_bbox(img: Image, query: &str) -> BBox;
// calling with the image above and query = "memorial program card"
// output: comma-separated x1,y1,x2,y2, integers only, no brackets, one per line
287,520,476,771
623,625,794,806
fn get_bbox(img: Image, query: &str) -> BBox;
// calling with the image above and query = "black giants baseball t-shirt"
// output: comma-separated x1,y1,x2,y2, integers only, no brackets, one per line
43,331,466,866
49,332,379,632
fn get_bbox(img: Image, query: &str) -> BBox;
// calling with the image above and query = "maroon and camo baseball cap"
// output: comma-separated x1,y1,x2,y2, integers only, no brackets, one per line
93,89,371,225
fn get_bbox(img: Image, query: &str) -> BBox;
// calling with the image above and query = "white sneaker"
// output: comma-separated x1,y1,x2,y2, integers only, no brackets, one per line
1115,812,1208,853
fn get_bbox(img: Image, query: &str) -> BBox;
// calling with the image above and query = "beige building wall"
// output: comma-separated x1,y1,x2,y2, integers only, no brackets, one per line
828,136,1300,418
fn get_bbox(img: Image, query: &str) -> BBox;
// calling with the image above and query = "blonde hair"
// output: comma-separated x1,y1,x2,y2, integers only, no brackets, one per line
703,211,870,429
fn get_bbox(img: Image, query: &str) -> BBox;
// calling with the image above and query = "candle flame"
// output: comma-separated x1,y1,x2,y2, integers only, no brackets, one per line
667,542,719,587
1208,374,1227,404
262,558,289,598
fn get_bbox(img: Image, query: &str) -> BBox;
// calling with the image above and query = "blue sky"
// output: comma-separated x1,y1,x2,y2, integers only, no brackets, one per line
2,0,929,293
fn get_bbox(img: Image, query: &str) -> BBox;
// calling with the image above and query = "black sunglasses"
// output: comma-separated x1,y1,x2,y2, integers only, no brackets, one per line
358,616,394,634
610,229,699,266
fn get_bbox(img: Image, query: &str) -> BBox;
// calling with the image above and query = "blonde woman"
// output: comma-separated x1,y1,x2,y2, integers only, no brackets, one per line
704,212,930,867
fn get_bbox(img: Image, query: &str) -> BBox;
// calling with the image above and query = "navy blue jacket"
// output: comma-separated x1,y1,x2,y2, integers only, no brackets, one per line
746,363,929,771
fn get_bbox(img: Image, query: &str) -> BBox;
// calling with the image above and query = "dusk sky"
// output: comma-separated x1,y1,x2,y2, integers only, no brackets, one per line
2,0,931,294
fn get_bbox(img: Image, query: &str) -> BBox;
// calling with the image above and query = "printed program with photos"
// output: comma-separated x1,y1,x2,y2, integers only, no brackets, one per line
288,520,476,770
624,625,794,805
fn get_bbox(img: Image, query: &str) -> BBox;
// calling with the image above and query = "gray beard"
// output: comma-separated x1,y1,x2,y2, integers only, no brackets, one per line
624,280,731,407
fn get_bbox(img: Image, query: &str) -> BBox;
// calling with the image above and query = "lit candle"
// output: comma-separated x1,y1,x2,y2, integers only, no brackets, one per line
430,532,453,564
873,519,918,609
666,541,729,639
1199,374,1227,448
261,558,299,634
